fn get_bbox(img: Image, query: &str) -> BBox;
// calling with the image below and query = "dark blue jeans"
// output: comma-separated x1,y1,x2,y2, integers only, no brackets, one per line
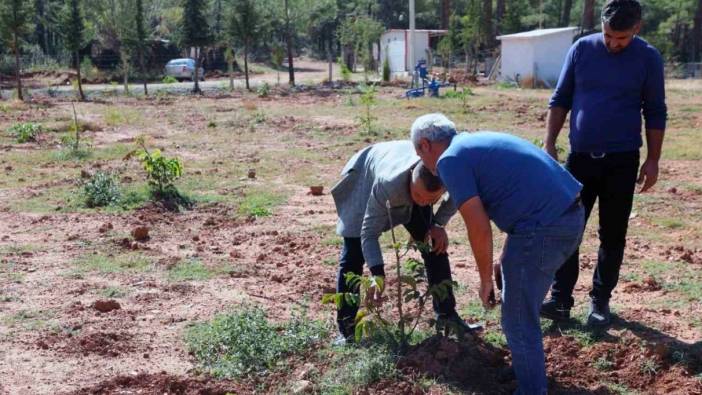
550,151,639,307
500,201,584,394
336,204,457,336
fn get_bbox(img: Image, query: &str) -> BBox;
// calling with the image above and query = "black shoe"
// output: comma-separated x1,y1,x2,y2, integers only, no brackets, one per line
436,313,483,336
540,299,571,322
587,300,611,327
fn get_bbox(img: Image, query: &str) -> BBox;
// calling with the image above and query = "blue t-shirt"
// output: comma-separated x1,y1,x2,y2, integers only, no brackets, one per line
549,34,667,153
437,132,582,233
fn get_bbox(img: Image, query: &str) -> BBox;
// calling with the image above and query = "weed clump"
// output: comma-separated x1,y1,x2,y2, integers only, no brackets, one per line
82,171,121,208
186,308,326,378
8,123,41,143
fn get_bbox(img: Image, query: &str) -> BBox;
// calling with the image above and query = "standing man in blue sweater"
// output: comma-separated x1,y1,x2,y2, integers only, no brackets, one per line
541,0,667,327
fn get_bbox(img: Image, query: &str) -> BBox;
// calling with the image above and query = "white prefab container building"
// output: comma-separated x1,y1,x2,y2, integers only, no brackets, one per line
378,29,447,74
497,27,579,88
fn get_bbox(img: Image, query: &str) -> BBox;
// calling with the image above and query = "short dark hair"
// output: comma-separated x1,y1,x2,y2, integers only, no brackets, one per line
601,0,642,31
412,162,443,192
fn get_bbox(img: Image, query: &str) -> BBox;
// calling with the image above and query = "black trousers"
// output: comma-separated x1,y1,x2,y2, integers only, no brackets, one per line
550,151,640,307
336,205,457,336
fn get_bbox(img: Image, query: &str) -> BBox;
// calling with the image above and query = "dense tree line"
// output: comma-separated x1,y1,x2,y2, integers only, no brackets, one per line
1,0,701,99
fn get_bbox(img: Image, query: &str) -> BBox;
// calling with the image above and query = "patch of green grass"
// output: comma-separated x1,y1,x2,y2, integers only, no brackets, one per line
319,344,397,393
604,382,640,395
100,286,127,298
483,329,508,348
666,277,702,302
0,244,41,257
237,190,285,218
186,307,327,379
322,236,343,247
104,108,142,127
323,257,337,266
641,260,671,278
1,309,54,331
167,259,216,282
652,217,685,230
74,253,151,274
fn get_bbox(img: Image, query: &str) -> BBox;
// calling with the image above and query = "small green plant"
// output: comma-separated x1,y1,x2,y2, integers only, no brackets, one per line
257,82,270,98
382,55,390,82
594,354,615,371
8,123,41,143
271,45,285,85
640,358,659,376
323,202,455,353
251,110,266,125
186,307,326,379
129,137,188,207
444,87,473,113
58,103,91,160
82,171,121,208
357,84,377,136
162,75,178,84
338,57,352,82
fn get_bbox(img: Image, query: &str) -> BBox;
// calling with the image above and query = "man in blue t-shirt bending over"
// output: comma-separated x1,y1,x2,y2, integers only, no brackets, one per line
411,113,584,395
542,0,667,328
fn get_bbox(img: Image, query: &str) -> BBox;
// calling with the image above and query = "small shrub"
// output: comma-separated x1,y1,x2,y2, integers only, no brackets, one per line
82,171,121,208
382,55,390,82
80,58,98,81
162,75,178,84
7,123,41,143
257,82,270,98
186,307,326,379
339,57,352,82
134,138,182,196
357,84,377,136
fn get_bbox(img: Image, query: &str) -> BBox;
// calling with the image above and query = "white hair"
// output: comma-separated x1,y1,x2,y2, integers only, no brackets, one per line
410,113,457,147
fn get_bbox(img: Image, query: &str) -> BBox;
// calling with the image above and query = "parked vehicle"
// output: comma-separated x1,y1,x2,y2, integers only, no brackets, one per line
164,58,205,82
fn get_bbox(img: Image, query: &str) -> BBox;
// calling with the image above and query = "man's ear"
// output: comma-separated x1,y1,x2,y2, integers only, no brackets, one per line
633,22,642,35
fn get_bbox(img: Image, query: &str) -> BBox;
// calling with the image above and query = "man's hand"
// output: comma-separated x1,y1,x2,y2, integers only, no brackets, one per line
427,225,449,254
637,158,659,193
365,276,384,308
479,280,495,310
544,143,559,161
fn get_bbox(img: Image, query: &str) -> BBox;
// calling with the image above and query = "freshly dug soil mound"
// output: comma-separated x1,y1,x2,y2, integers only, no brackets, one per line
71,372,243,395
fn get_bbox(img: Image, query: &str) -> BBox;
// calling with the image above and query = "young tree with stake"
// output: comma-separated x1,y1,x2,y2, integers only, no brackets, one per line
0,0,33,101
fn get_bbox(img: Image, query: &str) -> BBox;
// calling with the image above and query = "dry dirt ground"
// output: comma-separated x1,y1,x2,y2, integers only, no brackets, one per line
0,77,700,394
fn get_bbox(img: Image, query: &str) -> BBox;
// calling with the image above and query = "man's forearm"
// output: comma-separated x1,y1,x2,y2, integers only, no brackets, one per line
645,129,664,161
468,223,493,284
459,197,494,284
545,107,569,146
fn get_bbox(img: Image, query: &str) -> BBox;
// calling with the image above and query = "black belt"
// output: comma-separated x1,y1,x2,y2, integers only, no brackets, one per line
571,150,639,159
